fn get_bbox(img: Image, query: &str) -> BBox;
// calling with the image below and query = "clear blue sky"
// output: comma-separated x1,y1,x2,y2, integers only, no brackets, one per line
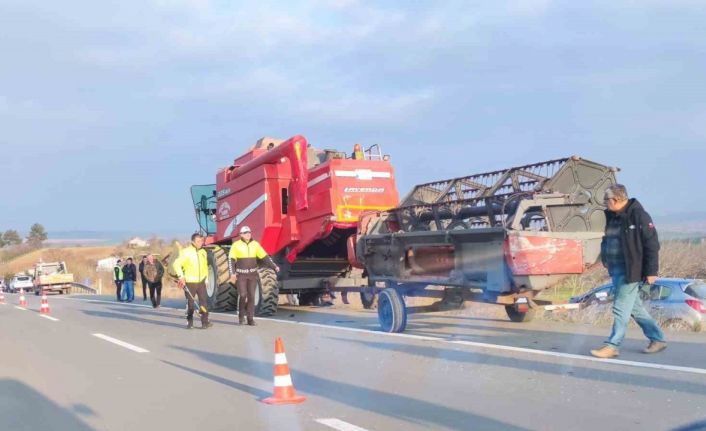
2,0,705,234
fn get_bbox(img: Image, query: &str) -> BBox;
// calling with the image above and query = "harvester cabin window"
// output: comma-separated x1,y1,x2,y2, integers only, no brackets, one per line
281,188,288,214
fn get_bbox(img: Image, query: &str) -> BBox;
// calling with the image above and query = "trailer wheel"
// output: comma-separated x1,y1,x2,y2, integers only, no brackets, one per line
206,247,238,312
378,288,407,333
505,305,536,323
256,268,279,316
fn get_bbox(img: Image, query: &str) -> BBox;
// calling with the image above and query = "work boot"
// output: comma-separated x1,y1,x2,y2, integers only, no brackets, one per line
201,322,213,330
186,320,193,330
643,341,667,354
247,319,257,326
590,345,619,358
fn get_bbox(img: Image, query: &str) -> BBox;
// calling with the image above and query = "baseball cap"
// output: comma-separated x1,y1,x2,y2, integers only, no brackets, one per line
240,226,252,234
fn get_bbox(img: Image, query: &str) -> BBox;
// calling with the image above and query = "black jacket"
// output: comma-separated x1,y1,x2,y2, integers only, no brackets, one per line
600,199,660,283
122,263,137,282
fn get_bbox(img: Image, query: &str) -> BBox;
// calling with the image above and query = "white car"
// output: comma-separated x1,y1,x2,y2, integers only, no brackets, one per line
10,275,34,293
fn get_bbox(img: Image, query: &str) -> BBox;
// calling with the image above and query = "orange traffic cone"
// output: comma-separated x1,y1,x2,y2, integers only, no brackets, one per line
19,289,27,307
262,337,306,405
40,294,50,314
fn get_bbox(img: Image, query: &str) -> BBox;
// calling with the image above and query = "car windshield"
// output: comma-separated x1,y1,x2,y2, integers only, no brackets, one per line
17,277,29,281
685,282,706,299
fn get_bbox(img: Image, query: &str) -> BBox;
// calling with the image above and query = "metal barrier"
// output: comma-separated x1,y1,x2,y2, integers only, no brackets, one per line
68,283,98,295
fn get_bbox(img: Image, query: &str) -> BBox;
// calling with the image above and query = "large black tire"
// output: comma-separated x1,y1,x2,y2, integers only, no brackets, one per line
378,287,407,333
206,247,238,311
256,267,279,316
505,305,536,323
360,290,377,309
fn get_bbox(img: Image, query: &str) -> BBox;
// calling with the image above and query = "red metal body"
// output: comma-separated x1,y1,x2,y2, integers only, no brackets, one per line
212,136,399,263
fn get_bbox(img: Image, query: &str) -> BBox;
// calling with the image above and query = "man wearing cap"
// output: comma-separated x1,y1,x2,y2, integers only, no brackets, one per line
591,184,666,358
228,226,279,326
173,233,212,329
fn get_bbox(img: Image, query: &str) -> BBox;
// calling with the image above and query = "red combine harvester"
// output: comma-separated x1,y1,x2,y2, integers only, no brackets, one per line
188,135,399,315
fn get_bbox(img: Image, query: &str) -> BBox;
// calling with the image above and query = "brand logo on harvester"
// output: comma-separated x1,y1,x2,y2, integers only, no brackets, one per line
218,202,231,219
217,188,231,198
344,187,385,193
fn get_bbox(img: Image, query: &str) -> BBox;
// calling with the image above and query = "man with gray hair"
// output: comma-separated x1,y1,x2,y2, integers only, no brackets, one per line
591,184,666,358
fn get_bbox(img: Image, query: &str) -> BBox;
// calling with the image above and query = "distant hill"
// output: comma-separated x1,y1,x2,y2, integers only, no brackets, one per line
654,212,706,240
47,230,185,246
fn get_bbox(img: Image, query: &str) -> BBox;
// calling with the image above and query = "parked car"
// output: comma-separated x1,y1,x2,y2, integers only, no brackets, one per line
570,278,706,332
9,275,34,293
0,279,6,292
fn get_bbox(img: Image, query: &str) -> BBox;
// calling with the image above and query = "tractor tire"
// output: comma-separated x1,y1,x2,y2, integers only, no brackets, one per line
206,247,238,312
378,287,407,333
299,291,325,306
256,268,279,316
360,290,377,309
505,305,536,323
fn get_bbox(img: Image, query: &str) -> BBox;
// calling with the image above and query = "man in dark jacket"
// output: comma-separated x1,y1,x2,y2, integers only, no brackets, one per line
591,184,666,358
139,256,148,301
143,253,165,308
122,257,137,303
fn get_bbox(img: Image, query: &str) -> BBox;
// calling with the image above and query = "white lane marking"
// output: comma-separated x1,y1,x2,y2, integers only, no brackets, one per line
14,306,28,311
92,333,149,353
59,297,706,376
39,314,60,322
449,339,706,375
316,418,370,431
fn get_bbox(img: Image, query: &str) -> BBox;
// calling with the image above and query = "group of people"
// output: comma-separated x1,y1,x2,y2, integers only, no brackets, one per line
171,226,278,329
113,254,165,308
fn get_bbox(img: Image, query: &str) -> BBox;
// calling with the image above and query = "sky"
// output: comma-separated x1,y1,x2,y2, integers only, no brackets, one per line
1,0,705,235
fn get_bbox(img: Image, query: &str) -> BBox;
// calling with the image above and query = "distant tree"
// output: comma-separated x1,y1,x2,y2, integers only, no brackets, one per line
27,223,48,246
0,233,5,248
2,230,22,246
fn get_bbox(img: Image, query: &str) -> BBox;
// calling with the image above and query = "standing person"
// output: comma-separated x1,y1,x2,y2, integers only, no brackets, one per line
143,253,164,308
172,233,212,329
228,226,279,326
122,257,137,303
113,259,124,302
139,256,148,301
590,184,666,358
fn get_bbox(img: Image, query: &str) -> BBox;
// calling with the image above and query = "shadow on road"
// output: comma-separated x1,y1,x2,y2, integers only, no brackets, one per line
82,310,186,329
326,336,706,396
170,345,530,431
0,379,96,430
162,360,270,399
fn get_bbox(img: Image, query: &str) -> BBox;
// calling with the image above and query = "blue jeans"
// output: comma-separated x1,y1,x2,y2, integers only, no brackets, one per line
606,272,665,347
122,280,135,302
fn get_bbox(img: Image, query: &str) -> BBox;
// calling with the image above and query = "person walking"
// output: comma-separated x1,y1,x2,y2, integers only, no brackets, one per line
228,226,279,326
172,233,212,329
122,257,137,303
143,253,164,308
113,259,124,302
139,256,148,301
590,184,666,358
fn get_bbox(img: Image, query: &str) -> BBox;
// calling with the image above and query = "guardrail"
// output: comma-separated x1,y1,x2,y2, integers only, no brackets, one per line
68,283,98,295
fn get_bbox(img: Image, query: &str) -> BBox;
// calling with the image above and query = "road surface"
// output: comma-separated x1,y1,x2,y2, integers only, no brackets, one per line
2,293,706,431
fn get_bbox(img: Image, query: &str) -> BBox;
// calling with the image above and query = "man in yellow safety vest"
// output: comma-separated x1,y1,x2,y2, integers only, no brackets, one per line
173,233,212,329
228,226,279,326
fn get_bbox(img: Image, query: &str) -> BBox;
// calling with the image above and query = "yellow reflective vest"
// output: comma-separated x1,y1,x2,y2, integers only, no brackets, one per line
172,245,208,283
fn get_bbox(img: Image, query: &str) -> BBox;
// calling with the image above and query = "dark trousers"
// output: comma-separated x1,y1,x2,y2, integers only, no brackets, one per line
148,281,162,308
237,275,258,322
141,277,148,300
115,280,123,301
184,282,209,325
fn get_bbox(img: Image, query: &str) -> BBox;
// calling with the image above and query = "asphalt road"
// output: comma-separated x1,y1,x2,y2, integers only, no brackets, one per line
2,293,706,431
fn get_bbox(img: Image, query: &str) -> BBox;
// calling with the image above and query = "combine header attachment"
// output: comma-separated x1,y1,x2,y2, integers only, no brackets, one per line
355,156,618,332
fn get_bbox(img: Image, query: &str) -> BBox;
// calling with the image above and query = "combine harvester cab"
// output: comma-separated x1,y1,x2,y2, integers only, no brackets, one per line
355,156,618,332
188,135,399,314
